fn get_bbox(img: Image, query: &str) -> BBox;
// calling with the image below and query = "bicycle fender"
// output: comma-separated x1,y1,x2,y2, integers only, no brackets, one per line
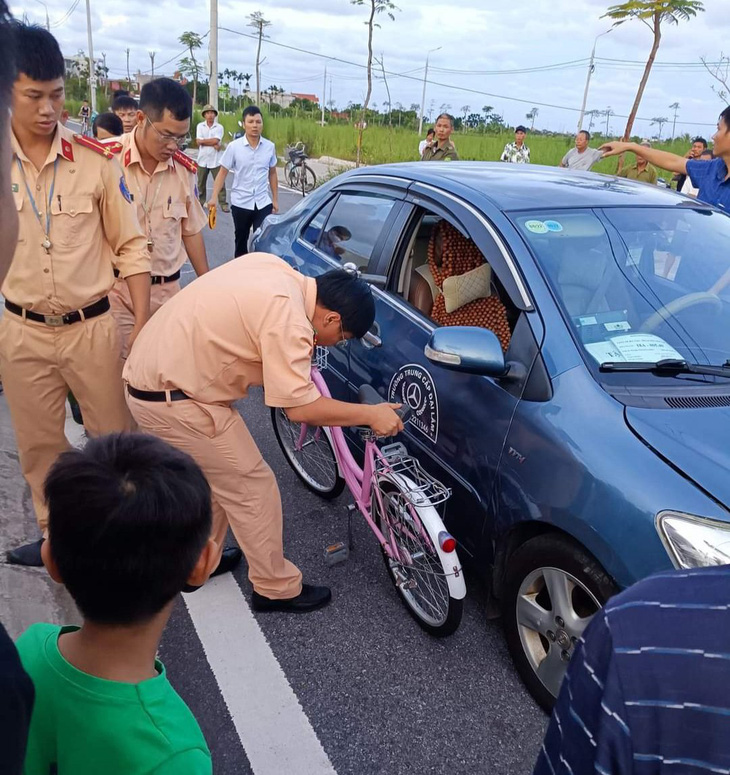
378,472,466,600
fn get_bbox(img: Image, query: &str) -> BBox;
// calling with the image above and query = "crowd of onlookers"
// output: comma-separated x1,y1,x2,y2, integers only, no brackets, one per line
417,111,720,199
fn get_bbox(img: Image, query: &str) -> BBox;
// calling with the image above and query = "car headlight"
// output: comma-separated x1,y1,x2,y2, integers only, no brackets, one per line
656,511,730,568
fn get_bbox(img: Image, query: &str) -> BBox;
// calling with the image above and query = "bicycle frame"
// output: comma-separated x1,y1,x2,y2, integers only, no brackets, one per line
300,365,464,598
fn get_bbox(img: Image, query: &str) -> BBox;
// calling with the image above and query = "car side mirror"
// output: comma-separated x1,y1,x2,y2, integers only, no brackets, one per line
424,326,508,377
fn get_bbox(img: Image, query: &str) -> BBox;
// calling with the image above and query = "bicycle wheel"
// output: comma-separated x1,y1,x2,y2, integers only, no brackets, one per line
271,407,345,499
287,164,301,189
301,164,317,192
373,480,463,637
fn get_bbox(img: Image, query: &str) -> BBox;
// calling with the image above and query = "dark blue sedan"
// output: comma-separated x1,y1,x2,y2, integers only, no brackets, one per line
253,162,730,710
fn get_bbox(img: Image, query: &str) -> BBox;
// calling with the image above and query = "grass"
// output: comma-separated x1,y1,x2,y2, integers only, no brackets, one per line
199,111,693,181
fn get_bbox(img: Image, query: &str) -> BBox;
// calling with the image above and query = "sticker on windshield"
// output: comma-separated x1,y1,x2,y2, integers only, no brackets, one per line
544,220,563,233
604,321,631,332
388,364,439,443
585,334,683,365
524,220,548,234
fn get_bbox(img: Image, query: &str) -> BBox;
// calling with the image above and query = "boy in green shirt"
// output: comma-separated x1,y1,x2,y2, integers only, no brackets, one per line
16,433,222,775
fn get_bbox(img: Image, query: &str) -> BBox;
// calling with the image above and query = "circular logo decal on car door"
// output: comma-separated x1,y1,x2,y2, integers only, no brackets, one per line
388,364,439,443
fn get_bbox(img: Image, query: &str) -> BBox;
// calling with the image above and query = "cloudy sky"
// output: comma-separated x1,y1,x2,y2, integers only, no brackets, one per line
14,0,729,137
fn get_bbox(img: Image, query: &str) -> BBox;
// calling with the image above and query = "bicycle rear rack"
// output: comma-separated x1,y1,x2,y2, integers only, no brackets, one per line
312,346,329,371
376,443,451,507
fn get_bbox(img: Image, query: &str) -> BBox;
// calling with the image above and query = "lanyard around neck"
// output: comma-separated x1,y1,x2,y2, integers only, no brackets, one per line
16,156,59,243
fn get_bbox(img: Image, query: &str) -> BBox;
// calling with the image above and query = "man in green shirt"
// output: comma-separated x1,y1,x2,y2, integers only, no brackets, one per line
618,140,658,185
421,113,459,161
16,433,221,775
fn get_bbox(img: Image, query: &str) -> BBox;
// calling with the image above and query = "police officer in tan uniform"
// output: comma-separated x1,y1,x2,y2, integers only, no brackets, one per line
4,24,151,566
420,113,459,161
124,255,403,612
110,78,209,358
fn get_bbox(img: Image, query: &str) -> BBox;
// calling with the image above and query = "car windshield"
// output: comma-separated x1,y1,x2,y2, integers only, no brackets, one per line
512,207,730,387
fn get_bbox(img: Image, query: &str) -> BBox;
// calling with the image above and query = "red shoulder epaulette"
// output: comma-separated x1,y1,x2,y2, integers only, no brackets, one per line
73,133,117,160
103,141,123,155
173,149,198,174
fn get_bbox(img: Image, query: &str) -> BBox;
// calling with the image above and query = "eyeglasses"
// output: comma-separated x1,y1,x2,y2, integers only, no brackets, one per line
335,319,349,350
145,116,190,148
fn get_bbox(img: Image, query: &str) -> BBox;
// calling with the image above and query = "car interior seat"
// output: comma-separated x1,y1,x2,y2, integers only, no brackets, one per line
426,221,512,351
555,241,613,317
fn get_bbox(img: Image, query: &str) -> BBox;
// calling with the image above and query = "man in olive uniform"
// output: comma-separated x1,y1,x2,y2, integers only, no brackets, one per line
420,113,459,161
4,24,151,566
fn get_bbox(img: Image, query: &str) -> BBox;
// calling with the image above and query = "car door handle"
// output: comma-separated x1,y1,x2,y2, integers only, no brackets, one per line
362,330,382,348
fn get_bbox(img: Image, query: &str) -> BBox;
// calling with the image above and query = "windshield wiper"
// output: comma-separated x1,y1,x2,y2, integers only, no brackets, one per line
600,358,730,378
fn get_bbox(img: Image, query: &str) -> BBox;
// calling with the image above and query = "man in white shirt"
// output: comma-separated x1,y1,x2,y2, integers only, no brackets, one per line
207,105,278,257
196,104,228,212
681,149,713,197
560,130,603,171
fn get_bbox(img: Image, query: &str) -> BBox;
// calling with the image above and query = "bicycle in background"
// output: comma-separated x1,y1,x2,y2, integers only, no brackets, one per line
272,347,465,636
284,142,317,193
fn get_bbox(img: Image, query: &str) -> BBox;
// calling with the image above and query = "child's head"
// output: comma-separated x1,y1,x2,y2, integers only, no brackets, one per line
42,433,217,625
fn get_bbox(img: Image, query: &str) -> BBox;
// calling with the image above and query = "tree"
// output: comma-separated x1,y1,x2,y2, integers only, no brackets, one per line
603,1,704,146
651,115,669,138
375,54,392,125
351,0,399,166
248,12,271,106
668,101,680,139
526,107,539,130
603,106,615,136
700,52,730,103
179,31,203,107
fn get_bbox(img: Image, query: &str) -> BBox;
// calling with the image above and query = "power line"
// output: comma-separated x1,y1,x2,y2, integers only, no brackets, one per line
51,0,81,28
218,26,716,127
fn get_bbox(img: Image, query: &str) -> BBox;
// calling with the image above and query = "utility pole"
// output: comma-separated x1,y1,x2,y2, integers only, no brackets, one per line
85,0,97,112
321,66,327,126
577,29,612,132
418,46,441,137
125,48,131,91
669,102,680,141
149,51,155,78
209,0,219,112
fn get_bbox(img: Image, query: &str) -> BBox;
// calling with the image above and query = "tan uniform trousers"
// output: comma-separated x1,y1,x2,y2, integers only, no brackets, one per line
109,278,181,359
0,311,132,529
126,395,303,600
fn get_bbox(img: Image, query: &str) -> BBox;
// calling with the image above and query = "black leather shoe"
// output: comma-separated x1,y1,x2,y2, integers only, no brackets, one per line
6,539,45,567
211,546,243,578
251,584,332,613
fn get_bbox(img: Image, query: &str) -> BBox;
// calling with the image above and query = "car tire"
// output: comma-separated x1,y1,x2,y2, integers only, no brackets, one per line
502,533,618,712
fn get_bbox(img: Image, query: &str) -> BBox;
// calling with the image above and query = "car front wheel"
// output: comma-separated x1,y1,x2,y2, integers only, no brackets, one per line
502,533,618,712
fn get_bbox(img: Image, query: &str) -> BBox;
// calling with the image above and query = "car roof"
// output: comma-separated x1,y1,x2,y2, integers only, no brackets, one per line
343,161,693,212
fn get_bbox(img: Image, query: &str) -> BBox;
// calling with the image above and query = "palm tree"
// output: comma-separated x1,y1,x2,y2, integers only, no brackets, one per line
651,116,669,138
178,31,203,107
526,107,539,130
247,12,271,106
603,1,704,143
351,0,399,166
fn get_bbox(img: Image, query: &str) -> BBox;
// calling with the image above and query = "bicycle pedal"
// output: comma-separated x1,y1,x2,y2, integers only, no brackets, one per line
324,541,349,565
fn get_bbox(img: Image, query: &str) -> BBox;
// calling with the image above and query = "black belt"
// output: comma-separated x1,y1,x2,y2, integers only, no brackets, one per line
127,385,191,402
113,269,181,285
5,297,110,327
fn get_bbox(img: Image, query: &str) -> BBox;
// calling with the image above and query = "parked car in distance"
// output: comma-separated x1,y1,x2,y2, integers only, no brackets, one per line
253,162,730,711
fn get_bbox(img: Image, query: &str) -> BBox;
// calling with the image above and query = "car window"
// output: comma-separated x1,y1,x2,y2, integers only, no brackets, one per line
301,203,331,247
320,193,397,268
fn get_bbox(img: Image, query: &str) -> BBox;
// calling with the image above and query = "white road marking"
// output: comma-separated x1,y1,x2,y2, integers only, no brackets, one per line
184,574,337,775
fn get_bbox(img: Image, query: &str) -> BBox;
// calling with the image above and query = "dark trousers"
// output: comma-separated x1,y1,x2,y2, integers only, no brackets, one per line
197,165,228,207
231,203,273,257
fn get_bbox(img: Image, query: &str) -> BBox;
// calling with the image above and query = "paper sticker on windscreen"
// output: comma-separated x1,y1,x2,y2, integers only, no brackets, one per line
585,334,683,365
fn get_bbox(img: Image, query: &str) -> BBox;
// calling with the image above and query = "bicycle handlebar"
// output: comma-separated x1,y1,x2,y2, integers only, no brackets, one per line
357,384,412,423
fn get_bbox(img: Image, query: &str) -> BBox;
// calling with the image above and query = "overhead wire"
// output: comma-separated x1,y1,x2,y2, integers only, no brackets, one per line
218,26,717,127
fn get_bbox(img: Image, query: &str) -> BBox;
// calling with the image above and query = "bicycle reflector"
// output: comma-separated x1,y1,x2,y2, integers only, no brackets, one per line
438,531,457,553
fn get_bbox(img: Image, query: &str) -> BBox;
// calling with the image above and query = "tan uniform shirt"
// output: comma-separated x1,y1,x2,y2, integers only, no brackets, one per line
119,129,207,277
124,253,320,408
7,123,149,314
421,139,459,161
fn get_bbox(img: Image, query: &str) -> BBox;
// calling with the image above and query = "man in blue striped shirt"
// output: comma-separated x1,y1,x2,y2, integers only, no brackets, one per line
534,566,730,775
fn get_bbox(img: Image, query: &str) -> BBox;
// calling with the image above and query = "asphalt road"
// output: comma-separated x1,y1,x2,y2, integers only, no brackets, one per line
161,184,547,775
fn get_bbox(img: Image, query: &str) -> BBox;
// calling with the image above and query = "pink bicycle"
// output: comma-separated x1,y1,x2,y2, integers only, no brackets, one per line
272,349,465,636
